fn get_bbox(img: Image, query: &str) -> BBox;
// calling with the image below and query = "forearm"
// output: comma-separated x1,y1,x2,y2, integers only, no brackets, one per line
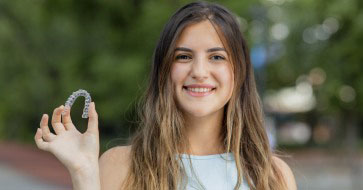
69,165,101,190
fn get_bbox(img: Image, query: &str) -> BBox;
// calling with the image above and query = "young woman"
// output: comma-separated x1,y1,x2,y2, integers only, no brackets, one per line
34,1,296,190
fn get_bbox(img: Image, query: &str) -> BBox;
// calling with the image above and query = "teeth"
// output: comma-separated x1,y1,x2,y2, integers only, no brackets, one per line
186,88,213,92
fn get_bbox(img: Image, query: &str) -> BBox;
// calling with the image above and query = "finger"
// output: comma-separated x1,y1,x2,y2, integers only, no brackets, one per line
86,102,99,134
34,128,49,151
62,105,75,131
40,114,56,141
51,105,66,135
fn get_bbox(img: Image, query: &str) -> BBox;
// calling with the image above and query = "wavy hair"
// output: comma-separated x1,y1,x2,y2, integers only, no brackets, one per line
123,1,286,189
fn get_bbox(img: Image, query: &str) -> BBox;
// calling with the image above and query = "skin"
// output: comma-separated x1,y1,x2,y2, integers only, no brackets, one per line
34,20,297,190
34,103,101,190
170,20,234,155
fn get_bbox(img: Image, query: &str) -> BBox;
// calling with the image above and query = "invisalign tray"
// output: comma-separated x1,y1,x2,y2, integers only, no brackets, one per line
62,89,92,118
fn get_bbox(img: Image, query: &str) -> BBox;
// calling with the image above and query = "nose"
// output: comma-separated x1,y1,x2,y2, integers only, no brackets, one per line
190,56,209,80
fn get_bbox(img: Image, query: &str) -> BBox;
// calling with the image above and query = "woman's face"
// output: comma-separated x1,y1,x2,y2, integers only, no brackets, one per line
171,20,234,118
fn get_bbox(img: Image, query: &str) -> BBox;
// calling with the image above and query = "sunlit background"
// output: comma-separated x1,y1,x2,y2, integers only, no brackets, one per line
0,0,362,189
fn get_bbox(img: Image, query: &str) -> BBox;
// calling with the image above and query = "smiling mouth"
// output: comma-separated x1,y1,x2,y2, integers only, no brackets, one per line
182,86,216,97
182,86,216,92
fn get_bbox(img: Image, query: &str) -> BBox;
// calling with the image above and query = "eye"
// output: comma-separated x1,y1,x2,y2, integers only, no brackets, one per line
175,54,192,60
211,55,226,60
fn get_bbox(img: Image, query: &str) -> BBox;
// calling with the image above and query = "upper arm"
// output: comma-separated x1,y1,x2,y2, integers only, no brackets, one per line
272,156,297,190
99,145,131,190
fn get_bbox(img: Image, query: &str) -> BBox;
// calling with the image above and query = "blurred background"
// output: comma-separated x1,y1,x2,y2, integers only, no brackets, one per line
0,0,362,189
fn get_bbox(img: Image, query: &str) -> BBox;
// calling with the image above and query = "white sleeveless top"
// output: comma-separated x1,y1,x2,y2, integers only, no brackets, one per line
178,152,250,190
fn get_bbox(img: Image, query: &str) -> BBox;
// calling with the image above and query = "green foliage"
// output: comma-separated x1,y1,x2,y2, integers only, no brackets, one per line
0,0,362,145
0,0,180,142
267,0,363,115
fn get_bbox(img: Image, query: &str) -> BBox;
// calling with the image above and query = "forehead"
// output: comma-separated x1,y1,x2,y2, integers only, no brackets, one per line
175,20,226,49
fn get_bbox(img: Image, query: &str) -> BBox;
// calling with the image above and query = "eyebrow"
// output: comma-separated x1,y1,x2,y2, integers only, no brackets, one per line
174,47,226,53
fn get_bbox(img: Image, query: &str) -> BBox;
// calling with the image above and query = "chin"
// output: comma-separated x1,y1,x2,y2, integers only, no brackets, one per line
182,107,216,118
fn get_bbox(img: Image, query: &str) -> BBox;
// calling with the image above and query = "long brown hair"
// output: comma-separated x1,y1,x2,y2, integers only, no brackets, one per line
123,1,286,189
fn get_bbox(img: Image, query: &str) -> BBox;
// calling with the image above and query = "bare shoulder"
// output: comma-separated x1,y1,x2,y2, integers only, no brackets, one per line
272,156,297,190
99,145,132,190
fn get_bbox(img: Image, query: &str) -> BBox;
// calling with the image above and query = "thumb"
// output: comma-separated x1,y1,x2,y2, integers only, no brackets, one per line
87,102,98,134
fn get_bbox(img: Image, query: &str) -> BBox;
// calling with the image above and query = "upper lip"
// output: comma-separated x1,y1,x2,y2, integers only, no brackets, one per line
183,84,216,89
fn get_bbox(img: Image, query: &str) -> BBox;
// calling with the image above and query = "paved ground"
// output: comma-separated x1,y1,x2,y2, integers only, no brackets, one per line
285,149,363,190
1,141,363,190
0,163,68,190
0,141,71,190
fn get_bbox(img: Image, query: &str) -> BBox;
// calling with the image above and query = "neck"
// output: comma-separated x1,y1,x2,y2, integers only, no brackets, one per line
183,109,225,155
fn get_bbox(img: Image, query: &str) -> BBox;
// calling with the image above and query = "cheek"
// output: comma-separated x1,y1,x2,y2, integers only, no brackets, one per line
171,64,188,86
214,65,234,102
217,65,234,90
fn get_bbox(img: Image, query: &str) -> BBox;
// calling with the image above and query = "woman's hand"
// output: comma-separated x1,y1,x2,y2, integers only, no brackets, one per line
34,102,100,175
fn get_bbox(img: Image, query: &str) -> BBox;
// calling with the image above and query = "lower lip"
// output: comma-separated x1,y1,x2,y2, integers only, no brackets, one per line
183,87,216,97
